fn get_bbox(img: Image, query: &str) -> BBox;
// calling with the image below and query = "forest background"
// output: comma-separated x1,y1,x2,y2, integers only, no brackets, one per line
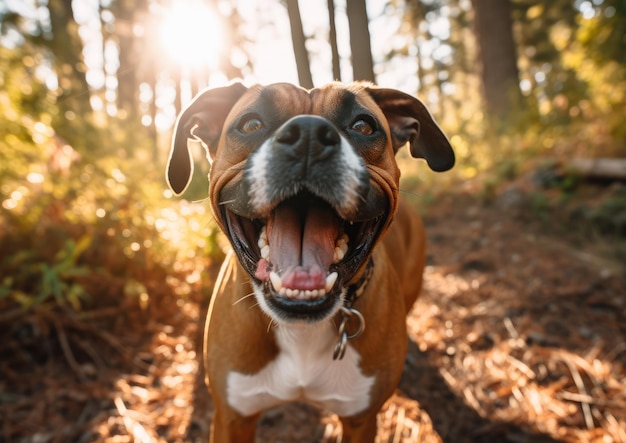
1,0,625,442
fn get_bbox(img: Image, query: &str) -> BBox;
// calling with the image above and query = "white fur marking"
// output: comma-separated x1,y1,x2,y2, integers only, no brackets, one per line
247,139,272,211
226,321,375,417
337,135,366,211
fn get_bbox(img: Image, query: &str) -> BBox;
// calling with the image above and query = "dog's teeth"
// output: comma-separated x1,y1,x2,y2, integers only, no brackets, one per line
269,272,282,292
325,272,338,292
261,245,270,259
333,235,349,263
278,288,324,300
336,234,349,247
258,227,268,249
333,247,345,263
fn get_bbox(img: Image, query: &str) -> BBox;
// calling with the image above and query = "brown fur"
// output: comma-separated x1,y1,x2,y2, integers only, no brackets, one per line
166,82,453,442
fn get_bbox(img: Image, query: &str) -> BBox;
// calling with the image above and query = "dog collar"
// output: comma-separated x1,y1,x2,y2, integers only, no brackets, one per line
333,258,373,360
344,258,374,308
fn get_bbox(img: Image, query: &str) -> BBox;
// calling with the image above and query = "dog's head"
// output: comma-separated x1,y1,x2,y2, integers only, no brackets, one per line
167,82,454,323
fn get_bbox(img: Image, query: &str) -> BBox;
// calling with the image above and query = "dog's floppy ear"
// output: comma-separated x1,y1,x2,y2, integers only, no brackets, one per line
167,82,248,195
367,88,455,172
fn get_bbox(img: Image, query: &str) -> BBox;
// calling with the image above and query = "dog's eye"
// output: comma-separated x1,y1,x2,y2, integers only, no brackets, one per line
238,116,263,134
350,116,376,136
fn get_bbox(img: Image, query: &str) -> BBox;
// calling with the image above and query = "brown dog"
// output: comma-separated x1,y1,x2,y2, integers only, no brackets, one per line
166,82,454,442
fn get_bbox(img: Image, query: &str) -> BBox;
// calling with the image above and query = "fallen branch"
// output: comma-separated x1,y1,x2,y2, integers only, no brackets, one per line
568,158,626,180
114,396,154,443
562,357,595,430
51,316,84,378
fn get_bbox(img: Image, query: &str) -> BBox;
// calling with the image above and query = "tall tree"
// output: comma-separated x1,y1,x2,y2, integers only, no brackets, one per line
471,0,521,119
286,0,314,88
209,0,249,80
327,0,342,81
111,0,139,121
346,0,375,82
46,0,95,148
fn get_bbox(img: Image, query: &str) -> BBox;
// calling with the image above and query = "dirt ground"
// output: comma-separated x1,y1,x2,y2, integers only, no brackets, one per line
2,188,625,443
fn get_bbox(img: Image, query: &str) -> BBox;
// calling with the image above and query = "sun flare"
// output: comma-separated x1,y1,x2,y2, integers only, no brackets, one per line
159,2,221,69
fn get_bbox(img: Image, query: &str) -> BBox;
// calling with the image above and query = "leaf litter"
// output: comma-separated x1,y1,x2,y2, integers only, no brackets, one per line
1,192,625,442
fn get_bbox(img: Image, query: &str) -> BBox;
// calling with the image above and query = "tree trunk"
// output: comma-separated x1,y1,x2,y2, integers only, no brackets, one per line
113,1,140,121
327,0,342,81
46,0,94,148
471,0,521,119
147,74,159,163
286,0,314,89
346,0,375,82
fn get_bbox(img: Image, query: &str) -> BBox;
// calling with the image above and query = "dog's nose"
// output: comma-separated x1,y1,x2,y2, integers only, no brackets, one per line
275,116,340,162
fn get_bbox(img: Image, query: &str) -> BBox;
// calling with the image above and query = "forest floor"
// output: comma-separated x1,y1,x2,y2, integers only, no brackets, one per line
2,178,626,443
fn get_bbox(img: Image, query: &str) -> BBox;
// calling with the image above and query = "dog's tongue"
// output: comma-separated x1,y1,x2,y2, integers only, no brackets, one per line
267,201,339,290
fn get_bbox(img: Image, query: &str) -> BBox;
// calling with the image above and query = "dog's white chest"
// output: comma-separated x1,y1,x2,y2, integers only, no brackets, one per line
226,323,374,417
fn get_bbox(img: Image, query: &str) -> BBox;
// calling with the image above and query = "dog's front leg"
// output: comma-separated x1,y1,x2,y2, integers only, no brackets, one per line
210,408,259,443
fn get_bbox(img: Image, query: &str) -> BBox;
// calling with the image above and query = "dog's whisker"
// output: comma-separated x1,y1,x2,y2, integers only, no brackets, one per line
190,196,210,204
398,188,423,200
218,199,236,206
266,318,278,334
232,292,256,306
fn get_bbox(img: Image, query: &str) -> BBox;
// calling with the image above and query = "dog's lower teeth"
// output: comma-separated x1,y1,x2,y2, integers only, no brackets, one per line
278,274,336,298
272,278,328,299
325,272,338,292
269,271,282,292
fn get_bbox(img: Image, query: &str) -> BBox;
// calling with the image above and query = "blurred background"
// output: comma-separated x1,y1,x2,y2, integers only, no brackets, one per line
0,1,625,442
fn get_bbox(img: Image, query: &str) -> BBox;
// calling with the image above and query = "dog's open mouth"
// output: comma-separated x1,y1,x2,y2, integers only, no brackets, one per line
222,191,386,320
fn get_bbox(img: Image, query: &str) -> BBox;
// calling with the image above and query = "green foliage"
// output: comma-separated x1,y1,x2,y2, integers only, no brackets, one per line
0,133,220,314
1,237,91,310
578,0,626,66
0,50,220,315
577,185,626,236
528,191,552,220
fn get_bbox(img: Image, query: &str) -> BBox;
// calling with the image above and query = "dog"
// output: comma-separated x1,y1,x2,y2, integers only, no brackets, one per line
166,81,454,442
